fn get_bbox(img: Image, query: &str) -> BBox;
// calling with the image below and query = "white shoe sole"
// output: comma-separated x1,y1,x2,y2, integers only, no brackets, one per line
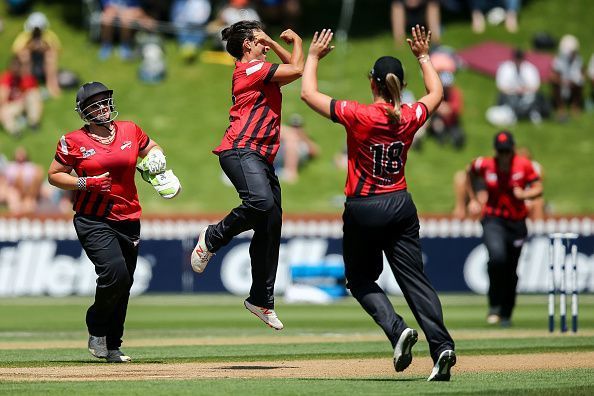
427,349,456,381
393,328,418,372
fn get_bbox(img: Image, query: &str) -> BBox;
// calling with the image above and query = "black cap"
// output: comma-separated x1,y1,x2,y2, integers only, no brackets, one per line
494,130,515,152
370,56,404,84
75,82,112,110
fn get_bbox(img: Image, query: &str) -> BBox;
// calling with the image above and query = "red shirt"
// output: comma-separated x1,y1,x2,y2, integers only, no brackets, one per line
471,154,540,221
331,99,429,197
441,86,463,126
0,71,37,102
54,121,151,221
213,60,281,163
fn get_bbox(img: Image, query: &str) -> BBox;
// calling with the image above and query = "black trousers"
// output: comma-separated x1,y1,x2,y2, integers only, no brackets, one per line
73,215,140,350
207,149,282,309
342,190,454,363
481,216,527,319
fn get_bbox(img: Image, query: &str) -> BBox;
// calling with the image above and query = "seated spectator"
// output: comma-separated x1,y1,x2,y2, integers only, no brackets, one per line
0,56,43,136
1,146,43,214
171,0,211,63
207,0,261,50
495,48,548,124
551,34,584,121
99,0,156,60
37,180,74,215
391,0,440,46
428,70,465,149
12,12,61,98
257,0,301,30
470,0,521,34
274,114,319,184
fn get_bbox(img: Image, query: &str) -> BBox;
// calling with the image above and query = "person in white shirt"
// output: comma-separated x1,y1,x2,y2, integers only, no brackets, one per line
495,49,547,123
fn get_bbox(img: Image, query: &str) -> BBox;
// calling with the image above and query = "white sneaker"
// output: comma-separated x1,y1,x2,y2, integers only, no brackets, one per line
393,328,418,372
106,349,131,363
427,349,456,381
88,335,108,358
244,300,284,330
191,227,214,273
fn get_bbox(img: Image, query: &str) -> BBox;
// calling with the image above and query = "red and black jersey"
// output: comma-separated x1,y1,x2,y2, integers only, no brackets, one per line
470,154,540,221
54,120,150,221
331,99,429,197
213,60,281,163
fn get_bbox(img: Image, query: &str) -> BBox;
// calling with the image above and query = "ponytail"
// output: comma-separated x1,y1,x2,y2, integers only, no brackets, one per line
383,73,402,123
221,20,264,60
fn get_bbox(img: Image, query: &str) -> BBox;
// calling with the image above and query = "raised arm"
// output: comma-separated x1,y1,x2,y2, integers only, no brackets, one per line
300,29,335,119
406,25,443,115
256,29,304,86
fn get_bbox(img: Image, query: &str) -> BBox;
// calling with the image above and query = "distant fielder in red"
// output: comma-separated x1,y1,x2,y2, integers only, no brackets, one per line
301,25,456,381
467,130,543,327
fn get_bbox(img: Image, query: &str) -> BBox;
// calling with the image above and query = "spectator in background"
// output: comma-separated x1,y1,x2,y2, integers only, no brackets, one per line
470,0,521,34
99,0,156,60
495,49,548,124
171,0,212,62
551,34,584,121
207,0,261,50
257,0,301,30
12,11,61,97
2,146,44,214
274,114,319,183
37,180,74,215
428,70,465,149
0,56,43,136
391,1,441,47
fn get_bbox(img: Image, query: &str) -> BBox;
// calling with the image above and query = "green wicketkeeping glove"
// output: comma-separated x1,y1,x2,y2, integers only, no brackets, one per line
137,158,181,199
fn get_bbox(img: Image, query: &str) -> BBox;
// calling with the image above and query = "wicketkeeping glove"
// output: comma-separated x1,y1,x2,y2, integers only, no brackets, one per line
137,166,181,199
143,147,167,175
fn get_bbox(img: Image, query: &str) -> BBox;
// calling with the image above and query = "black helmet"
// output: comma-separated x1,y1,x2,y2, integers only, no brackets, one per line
75,82,117,124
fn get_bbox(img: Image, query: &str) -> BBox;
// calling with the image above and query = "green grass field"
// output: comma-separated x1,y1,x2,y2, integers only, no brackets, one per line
0,294,593,394
0,1,593,214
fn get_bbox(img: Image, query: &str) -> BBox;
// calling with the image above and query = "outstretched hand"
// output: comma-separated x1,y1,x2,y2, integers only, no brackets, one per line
406,24,431,58
308,29,335,60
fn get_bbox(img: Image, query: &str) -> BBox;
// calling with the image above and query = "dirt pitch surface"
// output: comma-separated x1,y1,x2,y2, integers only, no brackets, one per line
1,331,594,382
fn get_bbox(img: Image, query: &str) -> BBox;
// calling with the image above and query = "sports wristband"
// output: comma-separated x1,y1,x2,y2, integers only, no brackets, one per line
418,55,430,64
77,177,87,191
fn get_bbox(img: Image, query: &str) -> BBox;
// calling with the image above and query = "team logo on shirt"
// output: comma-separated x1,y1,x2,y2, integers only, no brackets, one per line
80,147,96,159
512,172,524,181
486,172,498,183
120,141,132,150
